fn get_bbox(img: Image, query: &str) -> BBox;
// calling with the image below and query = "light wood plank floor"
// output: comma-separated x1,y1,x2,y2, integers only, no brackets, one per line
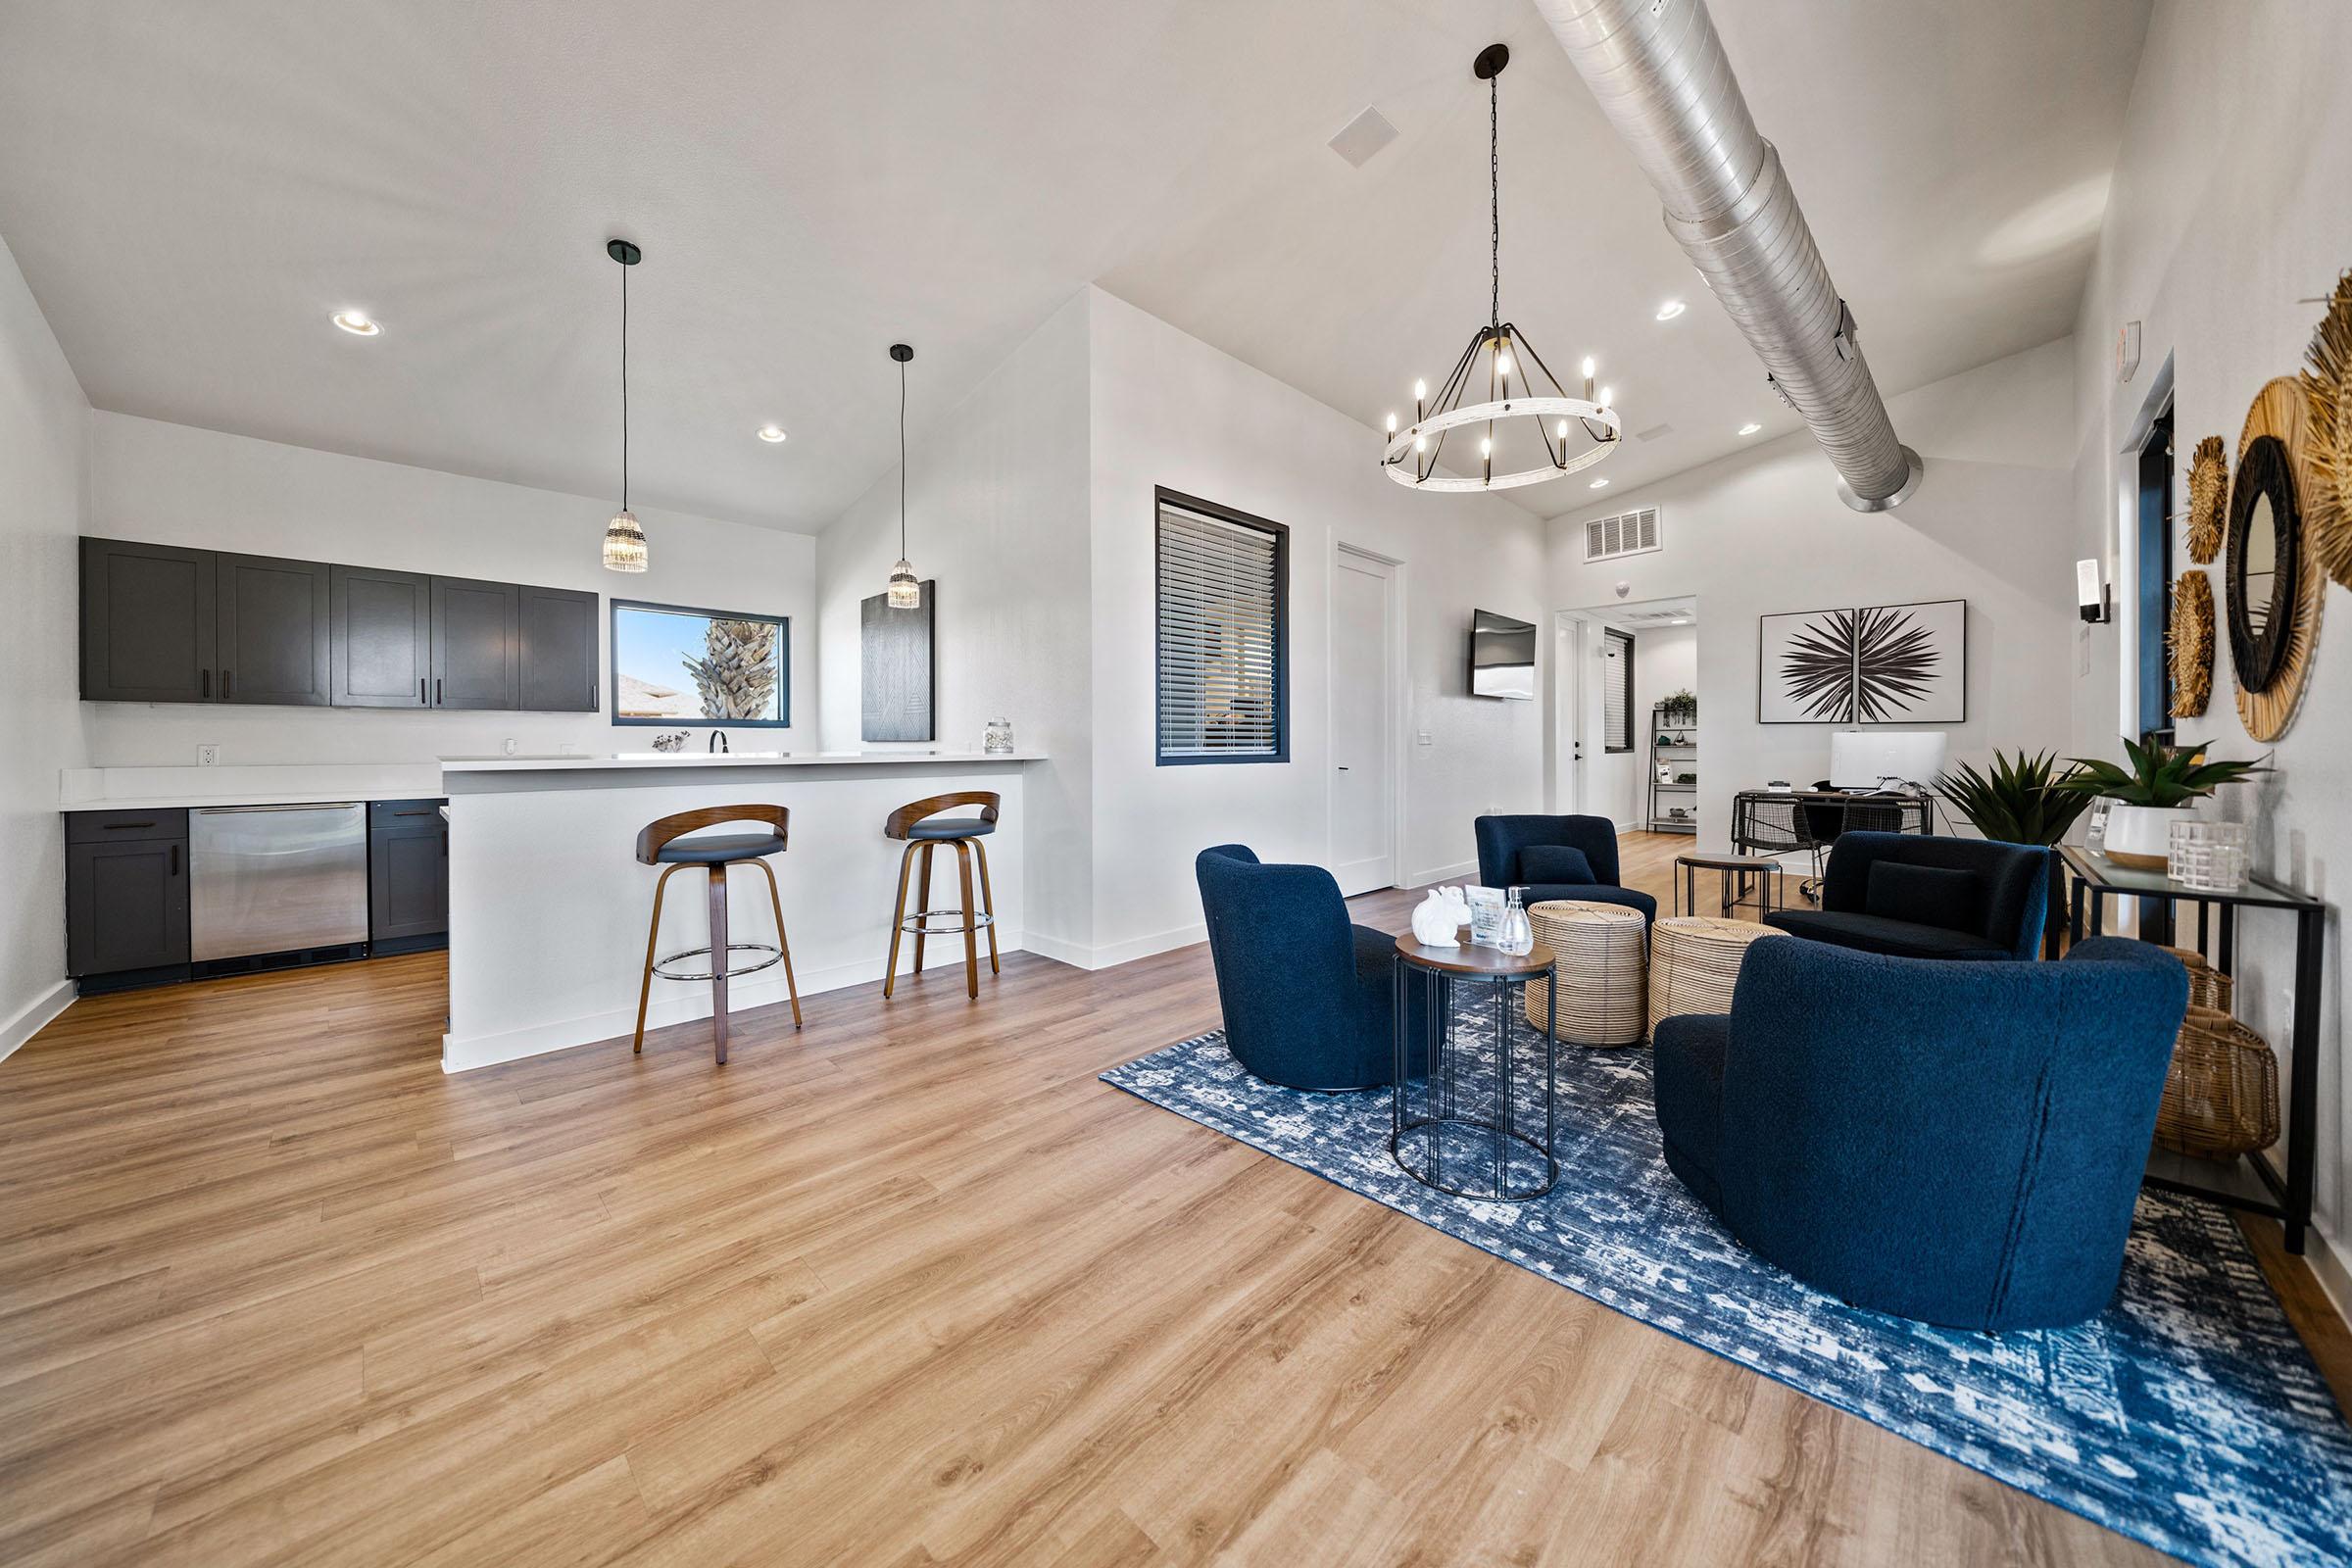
2,833,2342,1566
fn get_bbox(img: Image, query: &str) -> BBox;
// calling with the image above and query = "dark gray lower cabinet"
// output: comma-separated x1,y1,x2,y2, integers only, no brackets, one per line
368,800,448,950
216,552,331,706
331,564,433,708
65,809,191,988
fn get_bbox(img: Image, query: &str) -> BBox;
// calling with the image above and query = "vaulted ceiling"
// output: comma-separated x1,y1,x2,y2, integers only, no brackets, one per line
0,0,2148,533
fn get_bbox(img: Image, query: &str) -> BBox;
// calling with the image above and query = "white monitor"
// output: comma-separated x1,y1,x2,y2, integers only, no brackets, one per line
1829,730,1947,791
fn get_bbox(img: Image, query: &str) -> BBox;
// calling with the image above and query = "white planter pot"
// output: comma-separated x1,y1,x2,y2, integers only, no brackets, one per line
2103,803,2192,869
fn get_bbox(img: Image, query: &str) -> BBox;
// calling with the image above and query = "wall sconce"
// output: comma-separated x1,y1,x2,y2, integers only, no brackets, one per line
2077,559,2112,623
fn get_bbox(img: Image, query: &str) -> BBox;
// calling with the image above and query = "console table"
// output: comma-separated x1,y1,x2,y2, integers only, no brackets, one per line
2061,844,2327,1254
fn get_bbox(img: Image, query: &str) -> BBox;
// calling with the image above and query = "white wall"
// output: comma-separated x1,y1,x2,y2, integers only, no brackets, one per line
1549,339,2081,844
0,230,91,1055
1086,287,1549,961
83,414,816,766
813,295,1094,959
812,287,1554,968
2068,0,2352,1295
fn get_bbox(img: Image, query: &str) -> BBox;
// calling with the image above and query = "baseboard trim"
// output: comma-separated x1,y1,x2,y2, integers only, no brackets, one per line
442,932,1025,1072
0,978,75,1064
2302,1224,2352,1335
1408,858,1479,889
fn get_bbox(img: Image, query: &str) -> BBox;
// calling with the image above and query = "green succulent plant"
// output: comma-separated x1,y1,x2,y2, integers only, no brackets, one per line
1935,750,2095,845
2055,731,2269,808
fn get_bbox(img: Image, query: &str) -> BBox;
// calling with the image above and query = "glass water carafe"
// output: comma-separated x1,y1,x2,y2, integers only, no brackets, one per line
1499,888,1534,956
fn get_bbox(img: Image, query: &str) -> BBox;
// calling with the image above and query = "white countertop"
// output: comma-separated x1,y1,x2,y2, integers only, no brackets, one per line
439,749,1044,773
60,763,444,813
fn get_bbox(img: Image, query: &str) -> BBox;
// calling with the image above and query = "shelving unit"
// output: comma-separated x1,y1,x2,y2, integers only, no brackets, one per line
1648,702,1697,834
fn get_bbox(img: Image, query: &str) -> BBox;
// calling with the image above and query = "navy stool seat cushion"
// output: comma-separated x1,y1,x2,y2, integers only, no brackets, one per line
1473,814,1654,924
1763,907,2010,960
1650,935,2188,1330
1196,844,1425,1091
654,830,788,864
905,817,995,841
1764,831,2048,961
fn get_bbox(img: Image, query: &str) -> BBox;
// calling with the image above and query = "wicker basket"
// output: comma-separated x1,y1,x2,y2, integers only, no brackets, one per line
2154,1005,2279,1159
1522,901,1646,1047
2156,945,2234,1012
1648,917,1787,1029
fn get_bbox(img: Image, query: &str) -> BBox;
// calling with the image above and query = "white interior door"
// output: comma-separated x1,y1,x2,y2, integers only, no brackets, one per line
1330,550,1396,896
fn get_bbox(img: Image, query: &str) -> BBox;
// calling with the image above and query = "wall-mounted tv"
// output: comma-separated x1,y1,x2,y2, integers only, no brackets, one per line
1470,609,1536,701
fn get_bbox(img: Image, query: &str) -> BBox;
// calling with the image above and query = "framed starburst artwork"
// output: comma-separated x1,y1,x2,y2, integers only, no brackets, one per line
1758,598,1965,723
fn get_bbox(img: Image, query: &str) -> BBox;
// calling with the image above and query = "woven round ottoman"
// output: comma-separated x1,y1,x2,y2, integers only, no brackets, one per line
1522,900,1646,1047
1647,917,1787,1031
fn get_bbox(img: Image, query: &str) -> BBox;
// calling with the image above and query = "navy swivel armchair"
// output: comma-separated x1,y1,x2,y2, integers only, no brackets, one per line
1195,845,1421,1091
1764,831,2046,960
1652,936,2188,1330
1473,814,1656,924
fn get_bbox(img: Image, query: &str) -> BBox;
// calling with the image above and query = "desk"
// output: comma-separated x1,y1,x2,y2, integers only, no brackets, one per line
2062,845,2327,1254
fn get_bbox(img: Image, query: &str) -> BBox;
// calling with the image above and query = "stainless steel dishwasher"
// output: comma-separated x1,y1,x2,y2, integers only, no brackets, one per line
190,804,370,963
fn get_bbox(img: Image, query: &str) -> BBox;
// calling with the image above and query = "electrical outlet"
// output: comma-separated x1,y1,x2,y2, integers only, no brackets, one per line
502,737,519,757
196,744,220,766
1416,730,1434,747
558,741,579,756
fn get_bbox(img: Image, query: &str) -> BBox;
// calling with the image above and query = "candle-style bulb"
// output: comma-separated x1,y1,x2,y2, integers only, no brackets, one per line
1413,378,1427,401
1581,356,1596,379
1480,436,1492,457
1496,350,1514,380
1556,419,1570,440
1413,434,1427,453
1599,385,1615,408
1386,412,1397,433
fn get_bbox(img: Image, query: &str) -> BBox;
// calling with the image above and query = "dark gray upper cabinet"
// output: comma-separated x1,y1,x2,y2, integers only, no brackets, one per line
331,564,432,709
517,585,600,712
80,538,216,703
215,552,331,706
430,575,520,710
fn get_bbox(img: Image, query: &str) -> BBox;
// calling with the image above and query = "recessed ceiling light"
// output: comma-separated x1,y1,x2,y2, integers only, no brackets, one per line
330,310,381,336
1654,300,1687,321
1738,421,1762,436
1589,476,1610,489
757,424,787,443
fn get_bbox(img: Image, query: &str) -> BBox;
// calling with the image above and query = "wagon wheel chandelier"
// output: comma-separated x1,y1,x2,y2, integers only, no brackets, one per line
1381,43,1619,493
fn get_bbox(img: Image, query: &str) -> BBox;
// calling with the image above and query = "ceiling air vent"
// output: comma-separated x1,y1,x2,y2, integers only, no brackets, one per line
1583,506,1661,564
1328,107,1398,169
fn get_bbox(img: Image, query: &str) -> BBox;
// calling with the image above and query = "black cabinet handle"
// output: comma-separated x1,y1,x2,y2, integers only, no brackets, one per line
435,677,442,706
419,677,427,705
222,669,232,701
169,843,180,876
201,668,211,699
393,808,433,817
102,821,158,831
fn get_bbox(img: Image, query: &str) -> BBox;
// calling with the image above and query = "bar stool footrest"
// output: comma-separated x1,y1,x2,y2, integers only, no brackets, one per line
653,942,785,983
899,909,997,935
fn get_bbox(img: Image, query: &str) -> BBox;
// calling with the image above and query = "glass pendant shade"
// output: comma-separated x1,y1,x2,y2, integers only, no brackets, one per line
886,558,921,609
603,509,649,573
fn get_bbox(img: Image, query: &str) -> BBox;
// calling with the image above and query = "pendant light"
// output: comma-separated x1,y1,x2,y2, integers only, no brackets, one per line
1379,45,1619,493
603,237,649,573
886,342,921,610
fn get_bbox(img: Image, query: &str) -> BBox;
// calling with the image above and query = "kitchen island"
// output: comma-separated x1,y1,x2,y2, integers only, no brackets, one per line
440,750,1042,1071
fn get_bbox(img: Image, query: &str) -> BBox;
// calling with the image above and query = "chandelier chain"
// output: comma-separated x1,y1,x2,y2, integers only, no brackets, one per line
1489,71,1499,330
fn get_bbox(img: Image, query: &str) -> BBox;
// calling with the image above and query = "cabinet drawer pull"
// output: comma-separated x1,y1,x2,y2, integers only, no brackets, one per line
101,821,158,831
393,809,433,817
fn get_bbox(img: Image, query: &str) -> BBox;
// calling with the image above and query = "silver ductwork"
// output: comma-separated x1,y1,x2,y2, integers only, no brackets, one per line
1534,0,1923,511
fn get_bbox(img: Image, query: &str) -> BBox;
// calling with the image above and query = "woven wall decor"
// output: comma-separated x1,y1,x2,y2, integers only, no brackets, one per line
2169,569,2215,717
2230,377,2327,741
2185,435,2228,564
2304,269,2352,589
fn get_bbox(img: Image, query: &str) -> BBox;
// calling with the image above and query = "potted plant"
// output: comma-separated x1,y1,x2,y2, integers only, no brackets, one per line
1936,750,2095,954
2055,732,2269,870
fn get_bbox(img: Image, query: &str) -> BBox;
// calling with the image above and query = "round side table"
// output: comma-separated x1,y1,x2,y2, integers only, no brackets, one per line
1648,916,1787,1031
1523,900,1645,1047
1391,933,1558,1201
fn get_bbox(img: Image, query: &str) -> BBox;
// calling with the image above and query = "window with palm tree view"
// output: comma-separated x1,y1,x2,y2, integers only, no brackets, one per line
611,599,789,726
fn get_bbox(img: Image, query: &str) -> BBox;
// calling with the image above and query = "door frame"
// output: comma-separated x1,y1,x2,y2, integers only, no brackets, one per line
1551,612,1589,815
1328,540,1406,892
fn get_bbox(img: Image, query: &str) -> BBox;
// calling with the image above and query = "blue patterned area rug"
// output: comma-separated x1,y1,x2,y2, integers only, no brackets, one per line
1102,1010,2352,1568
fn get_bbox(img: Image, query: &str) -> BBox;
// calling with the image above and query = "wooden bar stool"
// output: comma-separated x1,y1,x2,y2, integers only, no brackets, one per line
632,805,802,1064
882,791,1000,1000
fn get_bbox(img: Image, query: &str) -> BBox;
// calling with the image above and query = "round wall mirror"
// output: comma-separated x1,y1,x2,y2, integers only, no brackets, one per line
2227,431,2301,693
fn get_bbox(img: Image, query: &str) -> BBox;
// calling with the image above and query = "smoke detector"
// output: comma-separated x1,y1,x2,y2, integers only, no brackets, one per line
1328,107,1398,169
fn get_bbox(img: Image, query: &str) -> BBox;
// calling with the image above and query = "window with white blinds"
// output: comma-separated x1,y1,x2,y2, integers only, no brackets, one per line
1155,491,1289,764
1601,628,1635,753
